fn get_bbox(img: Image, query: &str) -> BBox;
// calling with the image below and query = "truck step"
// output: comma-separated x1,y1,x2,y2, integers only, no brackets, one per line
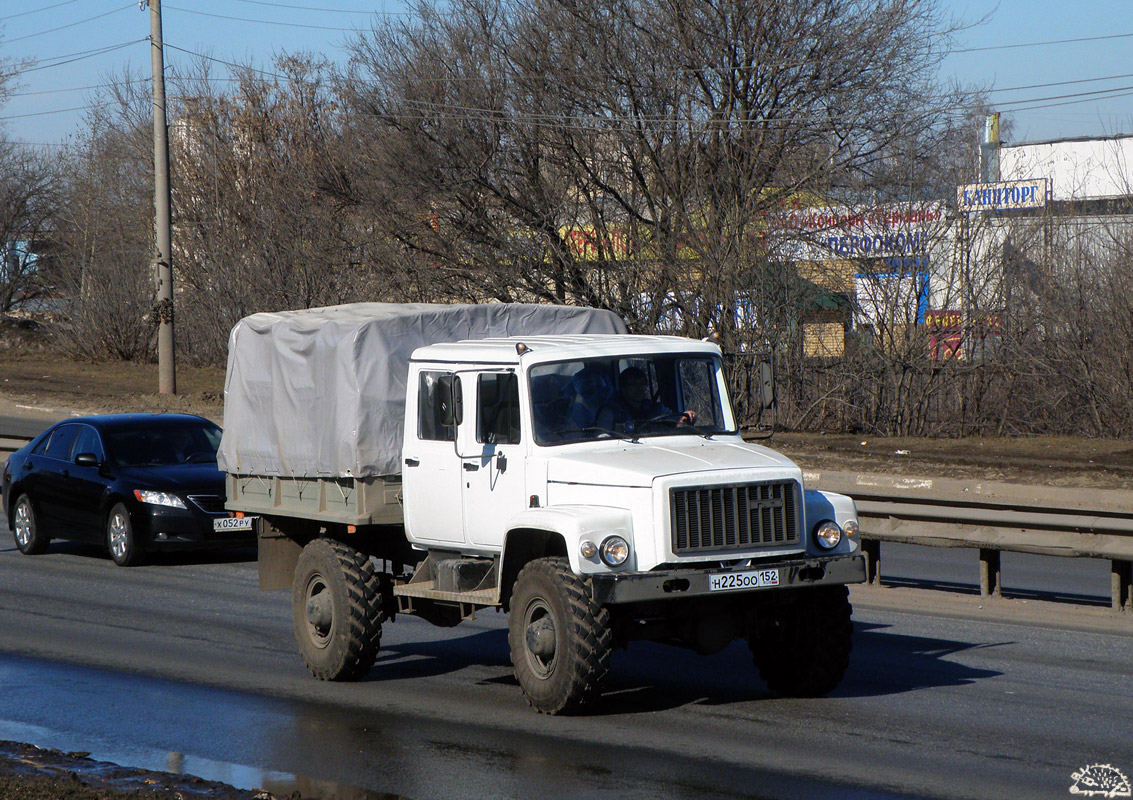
392,580,498,606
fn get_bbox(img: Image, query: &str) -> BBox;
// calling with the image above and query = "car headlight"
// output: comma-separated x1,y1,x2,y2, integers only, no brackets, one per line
814,520,842,550
599,535,629,567
133,489,187,509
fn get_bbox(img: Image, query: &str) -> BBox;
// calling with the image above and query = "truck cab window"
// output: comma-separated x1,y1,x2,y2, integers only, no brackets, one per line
418,371,457,442
477,373,521,445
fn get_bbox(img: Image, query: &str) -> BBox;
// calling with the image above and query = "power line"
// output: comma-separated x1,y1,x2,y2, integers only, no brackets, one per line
231,0,393,13
3,3,136,44
996,88,1133,115
19,40,146,73
992,84,1133,111
992,72,1133,95
954,30,1133,54
0,104,93,120
162,42,289,80
0,0,85,22
163,3,362,30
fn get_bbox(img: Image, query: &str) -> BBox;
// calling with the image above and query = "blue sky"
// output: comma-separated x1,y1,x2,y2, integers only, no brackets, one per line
1,0,1131,148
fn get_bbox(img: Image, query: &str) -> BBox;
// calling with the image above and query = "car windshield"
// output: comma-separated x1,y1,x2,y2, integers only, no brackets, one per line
104,420,222,467
530,354,733,445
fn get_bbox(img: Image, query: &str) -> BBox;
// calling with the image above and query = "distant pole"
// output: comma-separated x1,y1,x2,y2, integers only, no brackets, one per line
979,112,1000,184
149,0,176,394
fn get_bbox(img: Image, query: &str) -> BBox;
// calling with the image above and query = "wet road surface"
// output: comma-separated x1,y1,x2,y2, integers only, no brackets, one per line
0,541,1129,800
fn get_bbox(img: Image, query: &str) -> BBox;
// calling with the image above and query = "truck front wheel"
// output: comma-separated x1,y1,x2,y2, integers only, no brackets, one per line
292,538,384,681
508,557,612,714
748,585,853,697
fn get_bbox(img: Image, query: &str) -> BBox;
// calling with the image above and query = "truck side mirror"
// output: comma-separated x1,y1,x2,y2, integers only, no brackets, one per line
437,375,463,428
758,361,775,410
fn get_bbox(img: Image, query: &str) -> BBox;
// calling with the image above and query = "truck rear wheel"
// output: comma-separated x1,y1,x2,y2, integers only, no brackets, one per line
508,557,612,714
292,538,384,681
749,585,853,697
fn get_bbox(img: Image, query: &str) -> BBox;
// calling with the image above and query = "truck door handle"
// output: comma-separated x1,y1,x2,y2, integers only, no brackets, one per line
463,463,479,472
404,458,420,467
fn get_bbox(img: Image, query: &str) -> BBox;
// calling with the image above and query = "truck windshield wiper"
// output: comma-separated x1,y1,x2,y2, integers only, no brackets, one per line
556,426,637,442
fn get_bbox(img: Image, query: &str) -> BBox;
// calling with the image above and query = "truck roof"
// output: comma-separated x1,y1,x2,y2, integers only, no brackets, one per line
412,334,723,366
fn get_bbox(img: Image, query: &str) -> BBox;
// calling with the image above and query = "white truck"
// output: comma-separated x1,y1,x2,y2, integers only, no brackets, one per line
218,302,866,714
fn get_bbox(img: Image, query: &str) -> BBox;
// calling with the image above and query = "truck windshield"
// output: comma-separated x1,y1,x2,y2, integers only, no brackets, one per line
530,355,734,445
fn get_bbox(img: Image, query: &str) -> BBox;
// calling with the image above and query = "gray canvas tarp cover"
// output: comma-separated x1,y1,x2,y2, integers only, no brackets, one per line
217,302,627,478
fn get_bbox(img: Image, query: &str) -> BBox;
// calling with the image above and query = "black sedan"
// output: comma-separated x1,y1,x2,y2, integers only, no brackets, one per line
2,413,253,566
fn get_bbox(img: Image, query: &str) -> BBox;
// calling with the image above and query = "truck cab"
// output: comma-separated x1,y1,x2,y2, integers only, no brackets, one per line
392,334,864,711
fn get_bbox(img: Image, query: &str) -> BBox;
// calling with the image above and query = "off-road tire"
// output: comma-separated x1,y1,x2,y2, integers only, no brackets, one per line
12,494,49,555
292,538,384,681
107,502,144,567
508,557,612,714
749,585,853,697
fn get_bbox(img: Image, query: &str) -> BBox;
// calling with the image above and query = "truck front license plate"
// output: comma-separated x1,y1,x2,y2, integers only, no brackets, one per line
708,569,780,592
213,516,255,532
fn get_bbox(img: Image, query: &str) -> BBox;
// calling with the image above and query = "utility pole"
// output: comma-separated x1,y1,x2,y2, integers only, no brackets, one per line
148,0,176,394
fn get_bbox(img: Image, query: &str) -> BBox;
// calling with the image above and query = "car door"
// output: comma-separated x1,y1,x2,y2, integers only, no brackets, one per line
16,422,85,535
461,371,527,550
62,424,111,538
402,368,466,546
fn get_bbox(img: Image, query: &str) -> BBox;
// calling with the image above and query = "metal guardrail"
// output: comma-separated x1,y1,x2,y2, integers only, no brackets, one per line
3,429,1130,610
807,470,1133,612
1,436,32,458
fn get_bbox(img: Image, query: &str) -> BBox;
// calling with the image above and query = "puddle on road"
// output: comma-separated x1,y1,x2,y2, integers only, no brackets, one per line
0,655,402,799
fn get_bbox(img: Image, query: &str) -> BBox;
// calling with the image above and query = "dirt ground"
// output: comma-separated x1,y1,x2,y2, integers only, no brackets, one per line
0,741,276,800
1,330,1131,799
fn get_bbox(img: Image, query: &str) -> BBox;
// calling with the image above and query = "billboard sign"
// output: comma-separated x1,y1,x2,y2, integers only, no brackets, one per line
956,178,1048,212
770,202,946,261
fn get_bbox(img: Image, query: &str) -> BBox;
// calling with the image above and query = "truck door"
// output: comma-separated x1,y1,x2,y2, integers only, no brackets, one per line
402,369,466,546
460,371,527,549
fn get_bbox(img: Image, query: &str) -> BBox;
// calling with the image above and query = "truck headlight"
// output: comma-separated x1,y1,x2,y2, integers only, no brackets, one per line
599,535,629,567
814,521,842,550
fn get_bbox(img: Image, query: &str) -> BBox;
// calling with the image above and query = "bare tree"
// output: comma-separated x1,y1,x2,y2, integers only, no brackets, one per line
0,143,59,314
170,54,404,363
52,72,156,361
339,0,979,423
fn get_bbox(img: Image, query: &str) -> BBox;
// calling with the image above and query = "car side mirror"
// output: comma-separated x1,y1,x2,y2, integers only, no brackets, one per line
74,452,101,468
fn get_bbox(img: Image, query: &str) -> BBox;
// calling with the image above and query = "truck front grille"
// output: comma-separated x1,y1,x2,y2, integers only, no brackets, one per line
670,481,799,554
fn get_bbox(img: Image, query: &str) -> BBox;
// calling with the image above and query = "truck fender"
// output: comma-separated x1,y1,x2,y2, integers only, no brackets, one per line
499,505,634,605
804,489,860,555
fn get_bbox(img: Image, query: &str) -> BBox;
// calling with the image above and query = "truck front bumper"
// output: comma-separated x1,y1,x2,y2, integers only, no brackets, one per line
589,553,866,605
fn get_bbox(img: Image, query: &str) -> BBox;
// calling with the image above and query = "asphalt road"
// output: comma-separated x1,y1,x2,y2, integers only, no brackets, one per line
0,539,1129,800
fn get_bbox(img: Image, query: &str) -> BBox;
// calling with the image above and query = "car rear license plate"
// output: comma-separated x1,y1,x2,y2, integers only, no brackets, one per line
213,516,255,532
708,568,780,592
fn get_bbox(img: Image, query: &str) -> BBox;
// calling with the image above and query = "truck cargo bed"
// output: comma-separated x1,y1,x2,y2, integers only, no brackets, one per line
226,473,404,526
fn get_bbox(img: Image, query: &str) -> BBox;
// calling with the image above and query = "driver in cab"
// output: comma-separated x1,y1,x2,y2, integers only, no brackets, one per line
596,367,697,433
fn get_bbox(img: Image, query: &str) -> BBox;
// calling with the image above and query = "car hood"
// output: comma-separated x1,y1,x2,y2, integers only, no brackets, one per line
545,438,800,488
118,463,225,494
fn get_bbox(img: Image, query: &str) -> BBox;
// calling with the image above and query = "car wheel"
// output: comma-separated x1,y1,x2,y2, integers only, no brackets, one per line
12,494,50,555
106,502,144,567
